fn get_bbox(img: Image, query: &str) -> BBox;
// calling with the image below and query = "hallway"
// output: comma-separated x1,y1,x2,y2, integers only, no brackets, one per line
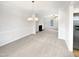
0,29,74,57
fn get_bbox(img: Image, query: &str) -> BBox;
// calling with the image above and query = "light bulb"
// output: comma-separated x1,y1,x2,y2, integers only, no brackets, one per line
27,17,33,21
35,17,38,21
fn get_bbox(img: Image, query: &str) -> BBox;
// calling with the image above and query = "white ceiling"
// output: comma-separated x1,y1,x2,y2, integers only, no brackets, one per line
2,1,70,9
0,1,73,17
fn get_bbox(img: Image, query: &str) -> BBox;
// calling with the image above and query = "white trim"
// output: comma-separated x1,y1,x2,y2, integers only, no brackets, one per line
0,33,33,47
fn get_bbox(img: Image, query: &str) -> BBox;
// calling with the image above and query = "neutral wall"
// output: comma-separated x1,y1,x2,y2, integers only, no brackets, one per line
0,2,35,46
58,8,66,40
67,5,73,52
58,5,73,52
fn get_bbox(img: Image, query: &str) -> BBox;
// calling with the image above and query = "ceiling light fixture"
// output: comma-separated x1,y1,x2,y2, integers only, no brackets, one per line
27,0,38,21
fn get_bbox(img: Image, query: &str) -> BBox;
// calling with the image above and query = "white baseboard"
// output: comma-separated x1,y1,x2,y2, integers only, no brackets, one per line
0,31,33,47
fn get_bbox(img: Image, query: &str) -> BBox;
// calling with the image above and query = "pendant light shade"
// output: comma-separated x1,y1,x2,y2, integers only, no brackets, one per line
27,13,38,21
35,17,38,21
27,17,33,21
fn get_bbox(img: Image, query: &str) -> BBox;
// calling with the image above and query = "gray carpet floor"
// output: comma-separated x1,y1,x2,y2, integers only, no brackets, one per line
0,29,74,57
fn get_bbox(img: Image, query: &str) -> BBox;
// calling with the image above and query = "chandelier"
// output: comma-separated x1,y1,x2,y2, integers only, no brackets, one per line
27,1,38,21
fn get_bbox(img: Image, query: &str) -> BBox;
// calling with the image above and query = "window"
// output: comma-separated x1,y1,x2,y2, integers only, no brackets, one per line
50,20,53,26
